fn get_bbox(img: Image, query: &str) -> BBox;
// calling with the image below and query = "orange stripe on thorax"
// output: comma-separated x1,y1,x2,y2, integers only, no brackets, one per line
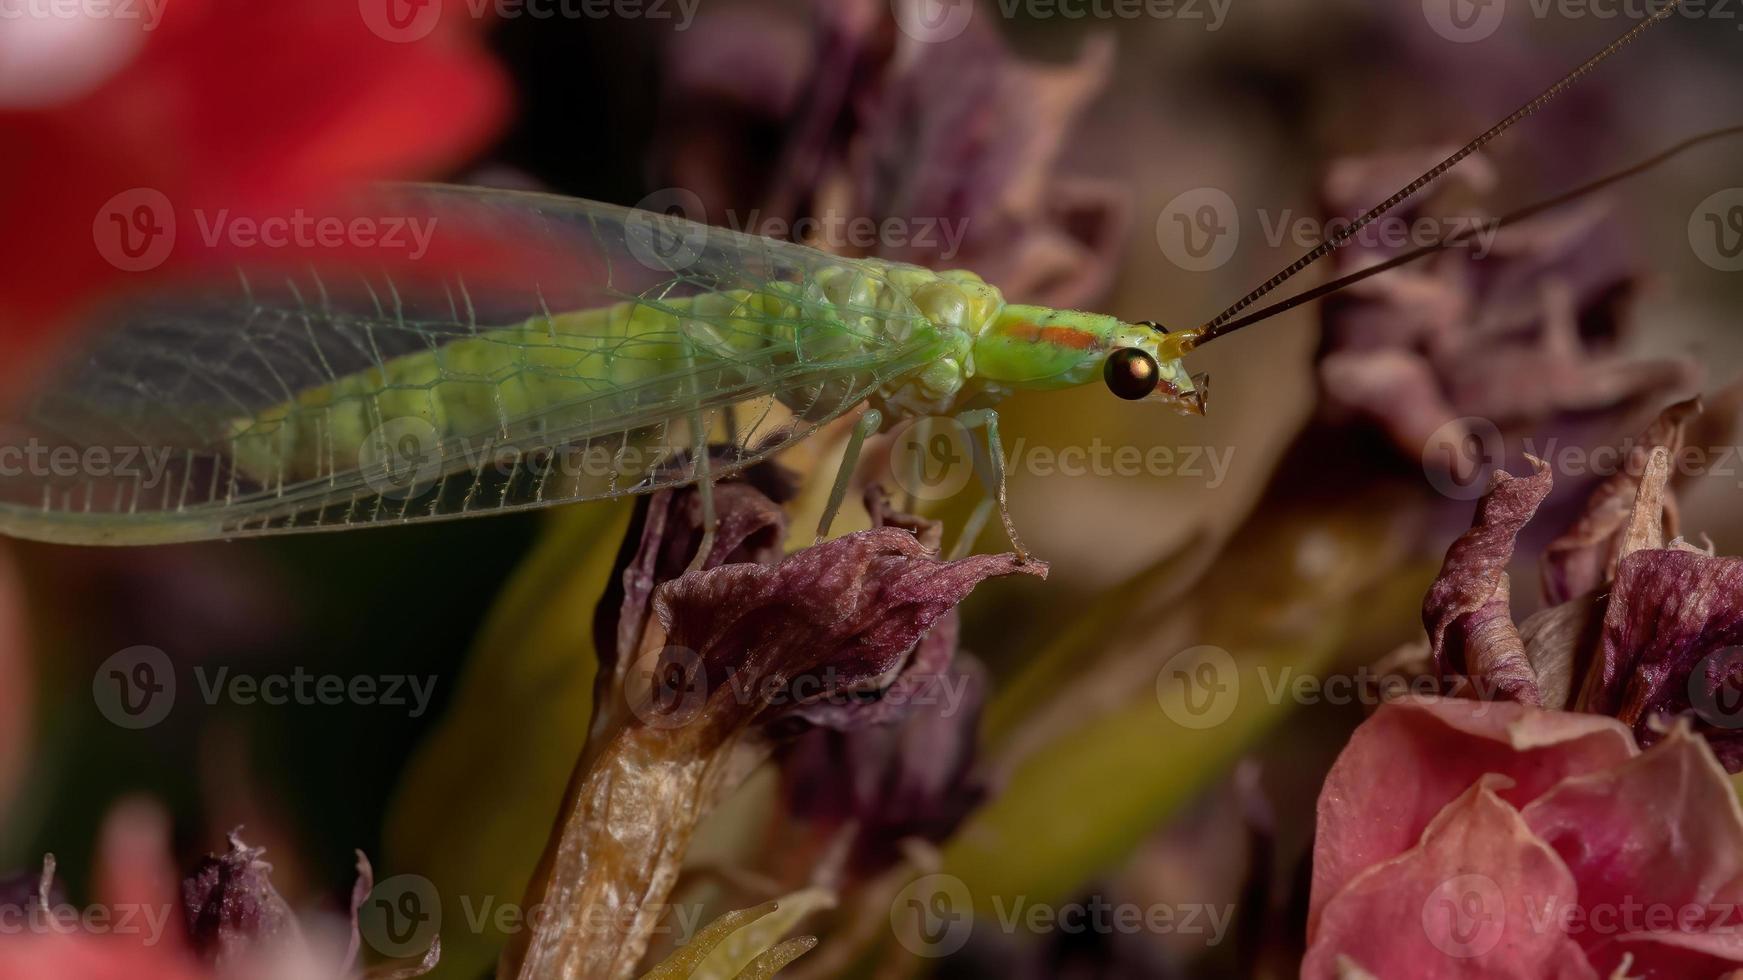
1005,322,1099,350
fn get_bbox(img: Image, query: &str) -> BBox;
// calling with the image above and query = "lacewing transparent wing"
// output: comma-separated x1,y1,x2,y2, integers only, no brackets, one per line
0,185,946,545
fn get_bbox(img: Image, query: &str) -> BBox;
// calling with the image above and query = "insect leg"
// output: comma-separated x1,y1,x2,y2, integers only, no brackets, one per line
722,402,740,452
815,408,883,544
955,408,1029,563
679,320,717,573
687,410,717,574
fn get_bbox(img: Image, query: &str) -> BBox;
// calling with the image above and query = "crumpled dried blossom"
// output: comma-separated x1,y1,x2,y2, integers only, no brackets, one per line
1306,696,1743,979
182,833,440,979
1540,399,1696,604
652,0,1126,308
1316,148,1698,487
509,465,1041,979
182,833,304,971
1419,399,1743,768
1423,460,1554,706
0,807,431,980
780,645,989,877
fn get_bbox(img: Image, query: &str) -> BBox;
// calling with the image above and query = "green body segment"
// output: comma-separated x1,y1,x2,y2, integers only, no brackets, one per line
228,285,802,485
228,272,1197,488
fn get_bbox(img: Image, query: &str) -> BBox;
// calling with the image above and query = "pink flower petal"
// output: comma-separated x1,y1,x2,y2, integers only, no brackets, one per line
1601,928,1743,980
1305,778,1596,979
1522,724,1743,959
1310,696,1636,938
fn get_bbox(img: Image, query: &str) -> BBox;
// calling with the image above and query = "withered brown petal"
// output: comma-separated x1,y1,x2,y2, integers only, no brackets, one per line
182,832,303,969
1590,549,1743,769
654,527,1042,736
1423,460,1554,704
1541,400,1696,604
1518,590,1606,712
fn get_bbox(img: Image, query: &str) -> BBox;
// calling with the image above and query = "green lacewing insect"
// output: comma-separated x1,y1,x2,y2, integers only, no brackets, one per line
0,2,1695,548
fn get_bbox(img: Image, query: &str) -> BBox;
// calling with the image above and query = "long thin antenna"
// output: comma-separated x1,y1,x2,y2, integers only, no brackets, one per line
1186,0,1687,347
1196,124,1743,339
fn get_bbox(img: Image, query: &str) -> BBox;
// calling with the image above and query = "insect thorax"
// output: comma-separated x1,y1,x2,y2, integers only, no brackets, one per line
847,263,1005,424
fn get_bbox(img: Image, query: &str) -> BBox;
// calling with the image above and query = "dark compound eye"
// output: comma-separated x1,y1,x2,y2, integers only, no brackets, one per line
1104,348,1160,401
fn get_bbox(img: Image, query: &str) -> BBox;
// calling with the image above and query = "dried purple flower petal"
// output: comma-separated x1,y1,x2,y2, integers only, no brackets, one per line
1423,459,1553,703
182,831,304,970
653,527,1039,735
1317,149,1698,476
1588,549,1743,766
863,483,942,553
781,651,988,874
591,461,798,729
